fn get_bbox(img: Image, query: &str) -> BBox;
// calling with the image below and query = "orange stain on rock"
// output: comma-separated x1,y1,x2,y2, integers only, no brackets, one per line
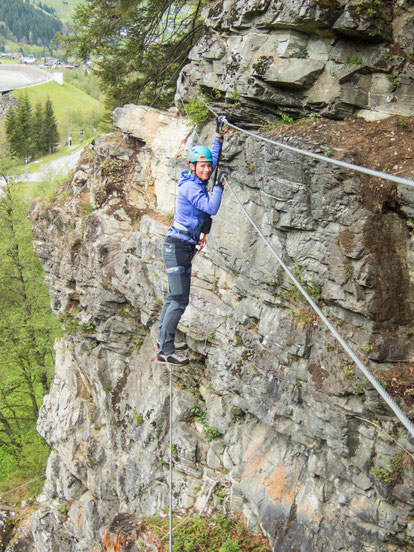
242,438,298,508
298,500,320,522
242,434,321,524
264,464,297,507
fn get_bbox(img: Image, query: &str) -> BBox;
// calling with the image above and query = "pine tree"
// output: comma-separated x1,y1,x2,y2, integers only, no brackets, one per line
62,0,205,111
43,98,59,154
15,94,35,159
5,105,24,159
5,97,60,159
33,102,46,155
5,107,17,144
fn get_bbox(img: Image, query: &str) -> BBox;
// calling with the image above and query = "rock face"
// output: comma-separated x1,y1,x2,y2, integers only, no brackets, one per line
176,0,414,121
0,506,14,550
27,101,414,552
0,94,17,119
22,1,414,550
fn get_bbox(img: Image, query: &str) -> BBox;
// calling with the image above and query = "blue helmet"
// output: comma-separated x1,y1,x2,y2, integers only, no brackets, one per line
188,145,213,163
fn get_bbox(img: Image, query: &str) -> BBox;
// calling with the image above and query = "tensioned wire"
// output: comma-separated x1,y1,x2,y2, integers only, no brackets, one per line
180,73,414,439
227,183,414,438
169,363,173,552
181,73,414,189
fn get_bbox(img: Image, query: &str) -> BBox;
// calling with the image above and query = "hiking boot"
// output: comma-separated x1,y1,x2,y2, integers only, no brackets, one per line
156,351,189,366
157,341,188,352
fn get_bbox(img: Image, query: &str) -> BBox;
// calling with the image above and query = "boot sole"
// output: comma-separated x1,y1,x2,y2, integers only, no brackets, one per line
155,358,189,366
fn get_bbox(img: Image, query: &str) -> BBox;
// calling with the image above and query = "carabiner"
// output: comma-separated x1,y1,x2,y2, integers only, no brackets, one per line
217,115,230,135
195,234,207,255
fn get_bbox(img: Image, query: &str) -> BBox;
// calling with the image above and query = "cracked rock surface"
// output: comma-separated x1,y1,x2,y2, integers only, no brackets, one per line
26,102,414,552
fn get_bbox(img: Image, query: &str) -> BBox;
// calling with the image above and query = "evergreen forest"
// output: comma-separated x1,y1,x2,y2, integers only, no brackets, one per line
5,94,60,159
0,0,62,46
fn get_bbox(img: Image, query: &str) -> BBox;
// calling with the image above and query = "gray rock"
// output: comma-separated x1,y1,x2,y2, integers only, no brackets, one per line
260,58,325,89
26,40,414,552
0,506,15,550
177,0,414,121
4,525,35,552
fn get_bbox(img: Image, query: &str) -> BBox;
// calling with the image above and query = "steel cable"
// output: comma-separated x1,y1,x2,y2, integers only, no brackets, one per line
180,73,414,438
169,363,173,552
226,182,414,438
180,73,414,189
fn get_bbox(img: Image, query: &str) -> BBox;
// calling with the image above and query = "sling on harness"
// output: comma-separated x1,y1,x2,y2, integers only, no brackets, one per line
172,220,195,238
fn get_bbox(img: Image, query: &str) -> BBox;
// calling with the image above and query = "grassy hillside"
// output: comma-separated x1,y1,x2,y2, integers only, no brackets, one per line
13,80,104,146
29,0,81,24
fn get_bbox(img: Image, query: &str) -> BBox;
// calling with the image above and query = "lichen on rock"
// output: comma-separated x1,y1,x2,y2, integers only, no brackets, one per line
25,97,414,552
178,0,414,122
17,1,414,550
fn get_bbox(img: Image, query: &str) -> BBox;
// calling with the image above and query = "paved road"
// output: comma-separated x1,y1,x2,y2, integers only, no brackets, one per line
0,148,84,192
28,147,84,182
0,64,53,92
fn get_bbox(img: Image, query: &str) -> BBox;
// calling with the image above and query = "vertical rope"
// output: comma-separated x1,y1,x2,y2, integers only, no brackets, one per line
169,362,173,552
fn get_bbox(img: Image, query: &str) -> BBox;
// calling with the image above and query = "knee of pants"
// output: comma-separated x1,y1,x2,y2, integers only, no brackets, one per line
171,293,190,309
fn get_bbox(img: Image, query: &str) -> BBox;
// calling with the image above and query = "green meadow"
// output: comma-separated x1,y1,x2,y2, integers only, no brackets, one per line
13,79,105,146
29,0,81,24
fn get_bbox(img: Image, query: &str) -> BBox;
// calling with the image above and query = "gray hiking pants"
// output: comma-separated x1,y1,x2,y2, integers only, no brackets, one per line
158,237,195,355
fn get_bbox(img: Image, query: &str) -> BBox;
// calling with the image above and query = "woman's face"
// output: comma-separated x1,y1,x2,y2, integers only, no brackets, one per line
191,161,213,181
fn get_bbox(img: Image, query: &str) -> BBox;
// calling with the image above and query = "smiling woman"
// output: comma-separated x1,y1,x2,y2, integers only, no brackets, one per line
0,65,52,93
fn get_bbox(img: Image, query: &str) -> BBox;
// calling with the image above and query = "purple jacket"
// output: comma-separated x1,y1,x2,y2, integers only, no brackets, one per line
167,136,223,244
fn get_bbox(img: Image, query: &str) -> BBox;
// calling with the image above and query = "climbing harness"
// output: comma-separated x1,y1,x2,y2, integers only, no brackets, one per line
180,73,414,439
171,220,194,237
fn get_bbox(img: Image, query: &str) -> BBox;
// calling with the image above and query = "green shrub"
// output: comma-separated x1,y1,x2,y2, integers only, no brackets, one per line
344,56,362,67
184,93,213,130
371,467,392,483
0,446,18,481
191,405,222,442
219,540,242,552
143,513,271,552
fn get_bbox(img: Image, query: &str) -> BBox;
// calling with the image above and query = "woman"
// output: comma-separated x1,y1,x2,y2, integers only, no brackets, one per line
157,119,227,365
